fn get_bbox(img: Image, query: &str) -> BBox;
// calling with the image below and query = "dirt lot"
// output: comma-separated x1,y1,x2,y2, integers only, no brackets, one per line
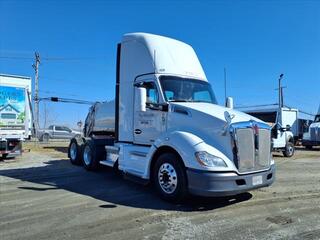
1,142,320,240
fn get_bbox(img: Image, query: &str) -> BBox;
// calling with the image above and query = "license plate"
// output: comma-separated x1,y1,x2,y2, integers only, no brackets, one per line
252,175,263,186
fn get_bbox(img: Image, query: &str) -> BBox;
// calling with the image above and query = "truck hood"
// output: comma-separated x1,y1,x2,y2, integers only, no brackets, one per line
310,122,320,128
167,102,267,161
170,102,263,124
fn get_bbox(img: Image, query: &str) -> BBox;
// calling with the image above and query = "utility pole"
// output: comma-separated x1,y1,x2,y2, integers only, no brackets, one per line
32,52,40,136
277,73,285,108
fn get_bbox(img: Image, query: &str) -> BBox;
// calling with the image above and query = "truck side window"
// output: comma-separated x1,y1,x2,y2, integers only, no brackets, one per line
144,82,159,104
55,126,63,131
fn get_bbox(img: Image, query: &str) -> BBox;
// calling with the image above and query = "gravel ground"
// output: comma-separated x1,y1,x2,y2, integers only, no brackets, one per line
0,143,320,240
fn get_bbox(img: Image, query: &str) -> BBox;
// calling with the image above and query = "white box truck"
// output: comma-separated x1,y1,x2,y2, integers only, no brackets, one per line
243,107,296,157
0,74,32,158
302,105,320,149
68,33,275,201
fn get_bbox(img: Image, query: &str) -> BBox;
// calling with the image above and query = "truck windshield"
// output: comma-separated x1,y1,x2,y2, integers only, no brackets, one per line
315,115,320,122
160,76,217,104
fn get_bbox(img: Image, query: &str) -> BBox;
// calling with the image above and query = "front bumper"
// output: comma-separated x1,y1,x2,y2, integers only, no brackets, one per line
187,164,275,197
0,140,22,157
302,140,320,146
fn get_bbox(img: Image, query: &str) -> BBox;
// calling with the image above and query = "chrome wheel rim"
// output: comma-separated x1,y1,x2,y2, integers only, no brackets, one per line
158,163,178,194
83,145,92,166
70,142,77,160
288,146,294,155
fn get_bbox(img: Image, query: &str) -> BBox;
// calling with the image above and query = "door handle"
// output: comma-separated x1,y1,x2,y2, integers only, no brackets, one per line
134,129,142,134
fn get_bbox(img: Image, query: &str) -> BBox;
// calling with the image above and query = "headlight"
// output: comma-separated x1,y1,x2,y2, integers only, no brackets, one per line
195,151,227,167
270,158,275,165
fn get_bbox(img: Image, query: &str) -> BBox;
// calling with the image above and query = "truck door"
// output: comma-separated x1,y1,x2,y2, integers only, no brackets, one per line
272,128,286,148
133,81,166,145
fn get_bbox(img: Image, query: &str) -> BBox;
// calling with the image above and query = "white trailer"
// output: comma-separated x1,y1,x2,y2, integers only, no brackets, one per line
0,74,32,158
302,105,320,149
68,33,275,202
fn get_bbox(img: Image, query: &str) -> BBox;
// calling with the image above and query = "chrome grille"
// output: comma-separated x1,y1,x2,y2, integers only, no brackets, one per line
257,129,271,168
232,121,271,173
310,127,319,141
236,128,255,172
310,127,316,140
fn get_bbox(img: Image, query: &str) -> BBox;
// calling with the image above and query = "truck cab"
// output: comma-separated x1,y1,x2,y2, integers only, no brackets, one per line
68,33,275,201
302,110,320,149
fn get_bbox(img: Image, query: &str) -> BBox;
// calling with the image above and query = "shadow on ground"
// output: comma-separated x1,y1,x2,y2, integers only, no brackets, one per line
0,159,252,212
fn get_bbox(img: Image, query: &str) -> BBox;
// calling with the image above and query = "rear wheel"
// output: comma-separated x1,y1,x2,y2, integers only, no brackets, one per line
82,140,104,171
68,138,83,165
41,134,49,142
283,142,295,157
153,152,188,202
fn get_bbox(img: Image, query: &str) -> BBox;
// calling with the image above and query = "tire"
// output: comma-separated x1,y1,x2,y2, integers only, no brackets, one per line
41,134,50,142
81,139,105,171
153,152,188,202
68,138,83,165
283,142,295,157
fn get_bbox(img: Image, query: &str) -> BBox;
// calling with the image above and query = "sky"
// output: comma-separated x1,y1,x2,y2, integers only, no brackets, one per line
0,0,319,127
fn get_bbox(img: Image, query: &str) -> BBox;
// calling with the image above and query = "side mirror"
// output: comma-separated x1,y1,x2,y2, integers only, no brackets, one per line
226,97,234,109
285,124,291,131
135,87,146,112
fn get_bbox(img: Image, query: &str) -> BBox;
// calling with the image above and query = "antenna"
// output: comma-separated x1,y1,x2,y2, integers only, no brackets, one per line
224,67,227,106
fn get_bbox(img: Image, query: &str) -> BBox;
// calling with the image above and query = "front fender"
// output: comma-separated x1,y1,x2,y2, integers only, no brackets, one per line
144,131,236,178
286,131,294,142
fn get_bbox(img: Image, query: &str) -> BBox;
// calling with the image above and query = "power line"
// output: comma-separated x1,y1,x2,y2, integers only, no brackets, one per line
0,55,106,61
41,56,105,61
39,90,87,98
38,96,95,105
0,56,33,60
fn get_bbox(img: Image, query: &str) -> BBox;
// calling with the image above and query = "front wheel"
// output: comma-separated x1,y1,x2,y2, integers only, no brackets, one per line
153,152,188,202
283,142,295,157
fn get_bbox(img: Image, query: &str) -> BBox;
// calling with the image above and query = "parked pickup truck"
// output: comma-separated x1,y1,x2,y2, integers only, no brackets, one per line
38,125,81,142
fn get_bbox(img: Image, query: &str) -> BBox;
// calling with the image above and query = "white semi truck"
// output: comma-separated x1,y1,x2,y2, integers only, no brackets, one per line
302,105,320,149
0,74,32,158
68,33,275,201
